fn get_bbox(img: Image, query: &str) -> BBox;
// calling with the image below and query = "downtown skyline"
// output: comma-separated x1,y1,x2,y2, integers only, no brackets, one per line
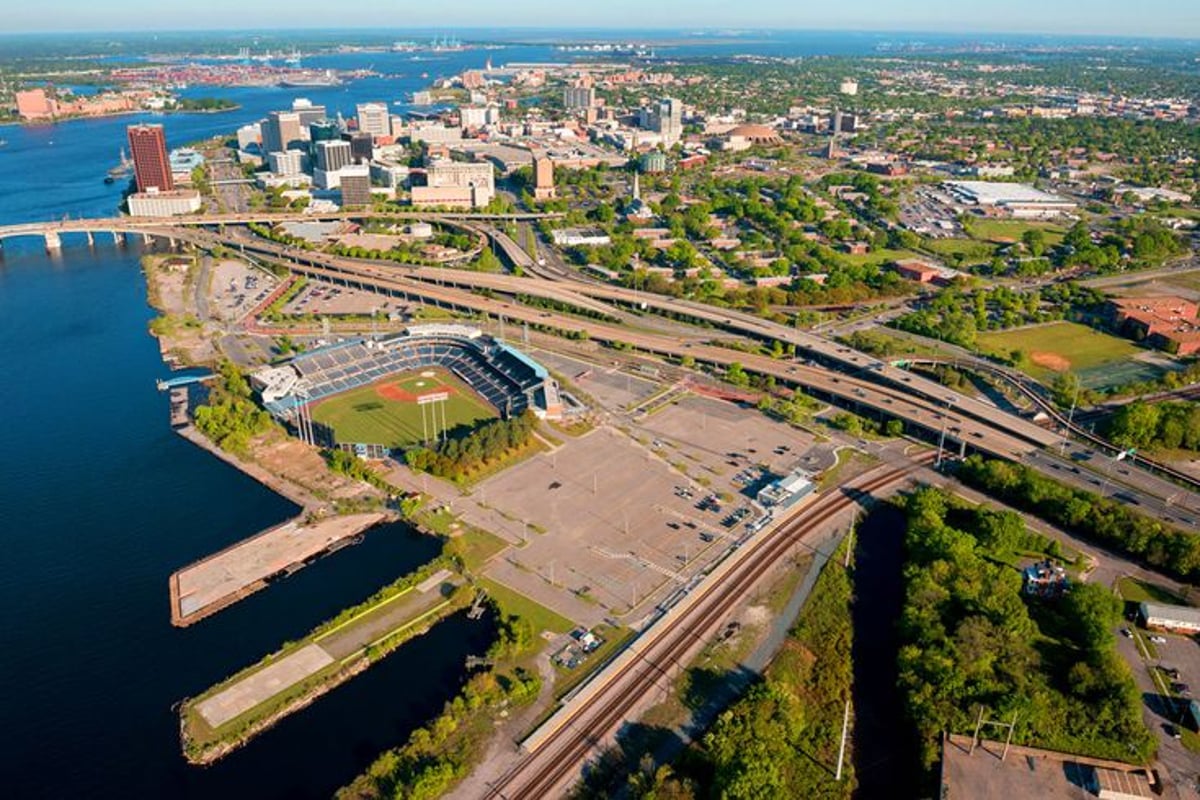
4,0,1200,39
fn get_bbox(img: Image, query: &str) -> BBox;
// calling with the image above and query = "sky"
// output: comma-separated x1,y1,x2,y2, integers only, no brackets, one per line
4,0,1199,38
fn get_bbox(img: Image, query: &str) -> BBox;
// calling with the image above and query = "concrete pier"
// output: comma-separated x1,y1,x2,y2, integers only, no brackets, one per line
169,511,387,627
44,231,61,252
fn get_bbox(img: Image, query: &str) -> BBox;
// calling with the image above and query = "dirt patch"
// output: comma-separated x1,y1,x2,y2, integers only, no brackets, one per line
376,381,460,403
1031,351,1071,372
252,432,377,501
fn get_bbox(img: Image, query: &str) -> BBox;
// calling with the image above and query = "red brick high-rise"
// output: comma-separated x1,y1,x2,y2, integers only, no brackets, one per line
127,124,174,193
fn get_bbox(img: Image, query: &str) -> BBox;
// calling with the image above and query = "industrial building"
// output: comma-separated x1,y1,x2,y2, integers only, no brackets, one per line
944,181,1077,218
757,469,815,511
1139,602,1200,634
127,188,202,217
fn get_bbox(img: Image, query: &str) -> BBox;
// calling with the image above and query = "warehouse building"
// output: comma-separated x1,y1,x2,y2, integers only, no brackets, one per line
1139,602,1200,634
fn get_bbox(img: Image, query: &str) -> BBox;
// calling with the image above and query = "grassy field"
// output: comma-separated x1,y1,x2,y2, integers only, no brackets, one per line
840,248,920,267
478,577,575,635
311,368,496,448
965,219,1067,244
977,322,1145,385
1117,576,1191,607
923,237,997,263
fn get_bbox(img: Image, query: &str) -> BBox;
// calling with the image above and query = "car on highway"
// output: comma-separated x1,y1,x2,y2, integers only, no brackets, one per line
1150,635,1168,644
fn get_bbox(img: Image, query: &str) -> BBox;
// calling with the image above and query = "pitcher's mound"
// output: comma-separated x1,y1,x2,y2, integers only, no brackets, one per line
1031,352,1070,372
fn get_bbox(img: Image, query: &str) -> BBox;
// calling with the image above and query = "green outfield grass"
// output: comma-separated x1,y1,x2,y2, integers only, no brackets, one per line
311,368,496,448
977,322,1145,385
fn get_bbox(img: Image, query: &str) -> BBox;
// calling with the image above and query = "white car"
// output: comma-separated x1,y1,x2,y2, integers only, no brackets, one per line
1150,635,1168,645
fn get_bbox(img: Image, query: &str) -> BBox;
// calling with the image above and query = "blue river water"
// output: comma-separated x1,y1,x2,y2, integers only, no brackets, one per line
0,44,522,800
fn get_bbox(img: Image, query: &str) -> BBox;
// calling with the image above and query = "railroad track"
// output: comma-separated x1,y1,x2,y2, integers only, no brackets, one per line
484,456,932,799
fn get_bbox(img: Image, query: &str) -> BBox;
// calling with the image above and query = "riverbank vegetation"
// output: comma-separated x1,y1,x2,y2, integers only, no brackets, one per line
897,488,1155,774
193,360,275,456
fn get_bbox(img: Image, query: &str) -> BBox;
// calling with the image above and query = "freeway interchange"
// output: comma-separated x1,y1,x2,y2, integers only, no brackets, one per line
139,216,1200,526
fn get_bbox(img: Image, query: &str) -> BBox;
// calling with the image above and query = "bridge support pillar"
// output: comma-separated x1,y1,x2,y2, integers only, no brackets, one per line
114,231,125,246
959,439,967,459
169,238,177,250
44,231,62,252
85,231,94,248
142,233,152,246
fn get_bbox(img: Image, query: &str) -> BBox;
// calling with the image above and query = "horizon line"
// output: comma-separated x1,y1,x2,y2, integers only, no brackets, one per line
0,25,1197,43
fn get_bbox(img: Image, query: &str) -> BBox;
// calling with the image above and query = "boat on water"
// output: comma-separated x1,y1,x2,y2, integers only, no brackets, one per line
106,147,132,183
279,69,342,88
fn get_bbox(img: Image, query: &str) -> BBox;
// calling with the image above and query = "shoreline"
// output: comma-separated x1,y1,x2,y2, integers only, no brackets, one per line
0,103,241,129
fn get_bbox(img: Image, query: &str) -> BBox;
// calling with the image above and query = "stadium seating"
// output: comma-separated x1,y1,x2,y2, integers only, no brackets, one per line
265,332,545,419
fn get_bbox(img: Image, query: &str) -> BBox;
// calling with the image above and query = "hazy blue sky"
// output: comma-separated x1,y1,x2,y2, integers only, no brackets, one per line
5,0,1199,37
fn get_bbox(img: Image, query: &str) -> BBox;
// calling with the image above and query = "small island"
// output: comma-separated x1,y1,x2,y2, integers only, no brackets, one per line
167,97,240,114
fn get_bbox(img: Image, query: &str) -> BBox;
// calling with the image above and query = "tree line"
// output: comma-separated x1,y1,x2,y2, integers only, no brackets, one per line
193,360,275,456
958,455,1200,582
898,487,1154,774
404,411,538,481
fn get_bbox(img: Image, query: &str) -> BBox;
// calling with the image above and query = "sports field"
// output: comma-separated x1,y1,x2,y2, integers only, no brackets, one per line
977,321,1150,387
311,368,497,447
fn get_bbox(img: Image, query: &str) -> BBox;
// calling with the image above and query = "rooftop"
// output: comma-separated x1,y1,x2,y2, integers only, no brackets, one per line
1140,601,1200,626
946,180,1074,207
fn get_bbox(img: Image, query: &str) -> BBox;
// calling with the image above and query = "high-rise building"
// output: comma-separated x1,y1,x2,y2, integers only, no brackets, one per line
459,106,489,129
355,103,392,138
563,86,596,110
533,156,556,200
342,131,374,164
236,123,262,152
642,98,684,146
292,98,327,129
262,111,304,155
339,168,372,207
315,140,352,172
127,124,174,193
268,150,305,176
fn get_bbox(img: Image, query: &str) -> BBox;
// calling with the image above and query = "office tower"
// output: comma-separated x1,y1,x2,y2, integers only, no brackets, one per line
533,156,555,200
291,98,327,129
268,150,305,176
315,140,352,172
339,169,372,207
563,86,596,110
127,124,174,193
342,131,374,164
355,102,392,138
263,111,304,154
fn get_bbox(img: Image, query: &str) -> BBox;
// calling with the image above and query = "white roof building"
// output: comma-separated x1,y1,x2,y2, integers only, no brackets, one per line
945,181,1077,218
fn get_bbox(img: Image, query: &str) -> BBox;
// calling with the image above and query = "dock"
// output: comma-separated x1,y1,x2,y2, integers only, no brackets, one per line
169,512,386,627
180,570,464,763
169,387,190,428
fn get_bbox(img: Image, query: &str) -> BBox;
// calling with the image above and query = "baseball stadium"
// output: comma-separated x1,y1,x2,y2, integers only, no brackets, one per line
252,325,563,450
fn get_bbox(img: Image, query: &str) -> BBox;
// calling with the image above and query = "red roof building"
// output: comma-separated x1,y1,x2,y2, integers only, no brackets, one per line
1110,297,1200,356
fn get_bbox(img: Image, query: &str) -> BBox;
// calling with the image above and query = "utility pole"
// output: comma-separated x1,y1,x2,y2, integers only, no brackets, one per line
835,698,851,781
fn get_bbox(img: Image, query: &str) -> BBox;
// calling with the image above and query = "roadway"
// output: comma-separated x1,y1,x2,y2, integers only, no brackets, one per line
167,226,1038,462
